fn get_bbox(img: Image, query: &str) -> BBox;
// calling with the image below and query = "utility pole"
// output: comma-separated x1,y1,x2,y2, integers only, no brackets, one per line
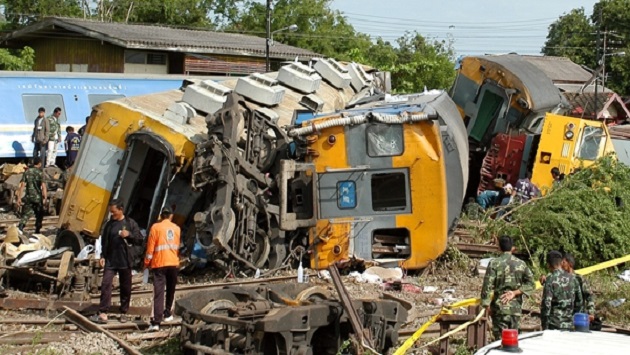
265,0,271,72
602,28,608,94
594,8,602,120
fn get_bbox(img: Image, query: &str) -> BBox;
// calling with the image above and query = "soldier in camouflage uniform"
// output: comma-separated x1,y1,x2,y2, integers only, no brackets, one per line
481,235,535,340
563,253,595,320
16,157,48,234
541,250,582,330
46,107,63,167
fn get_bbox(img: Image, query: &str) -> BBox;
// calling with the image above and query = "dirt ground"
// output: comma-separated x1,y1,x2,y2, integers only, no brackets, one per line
0,244,525,355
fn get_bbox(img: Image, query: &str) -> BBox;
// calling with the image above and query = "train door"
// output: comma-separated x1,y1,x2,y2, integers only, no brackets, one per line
469,90,504,142
111,132,176,231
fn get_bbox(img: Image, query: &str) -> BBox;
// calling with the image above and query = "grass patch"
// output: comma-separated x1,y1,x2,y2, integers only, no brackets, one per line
586,269,630,326
141,337,181,355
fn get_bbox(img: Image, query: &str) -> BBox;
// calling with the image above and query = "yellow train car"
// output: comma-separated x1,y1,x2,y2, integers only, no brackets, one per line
531,113,616,193
56,90,206,252
286,94,466,270
56,59,468,272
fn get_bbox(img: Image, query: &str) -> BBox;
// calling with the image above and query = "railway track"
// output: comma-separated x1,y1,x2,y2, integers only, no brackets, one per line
0,215,59,232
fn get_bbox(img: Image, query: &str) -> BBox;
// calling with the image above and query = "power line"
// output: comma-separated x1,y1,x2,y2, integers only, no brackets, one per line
340,11,558,25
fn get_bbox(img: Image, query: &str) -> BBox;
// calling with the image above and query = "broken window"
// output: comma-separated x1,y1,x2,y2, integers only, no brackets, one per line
577,126,604,161
366,124,403,157
371,172,407,211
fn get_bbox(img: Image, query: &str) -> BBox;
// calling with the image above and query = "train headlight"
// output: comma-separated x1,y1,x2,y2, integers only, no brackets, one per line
565,123,575,140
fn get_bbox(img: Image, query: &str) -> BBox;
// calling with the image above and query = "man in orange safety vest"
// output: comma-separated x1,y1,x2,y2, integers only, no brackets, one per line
144,206,180,331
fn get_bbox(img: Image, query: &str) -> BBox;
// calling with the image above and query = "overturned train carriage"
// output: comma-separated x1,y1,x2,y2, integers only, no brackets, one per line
57,58,468,272
450,55,567,195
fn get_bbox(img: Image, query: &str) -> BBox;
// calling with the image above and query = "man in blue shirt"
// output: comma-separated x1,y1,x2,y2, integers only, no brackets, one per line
64,126,81,169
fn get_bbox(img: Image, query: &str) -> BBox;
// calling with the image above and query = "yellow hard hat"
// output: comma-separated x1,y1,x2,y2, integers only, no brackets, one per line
4,225,20,244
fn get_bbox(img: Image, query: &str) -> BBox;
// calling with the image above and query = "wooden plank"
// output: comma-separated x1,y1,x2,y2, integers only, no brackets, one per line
0,318,65,325
0,331,76,345
63,306,142,355
126,331,172,342
0,298,151,316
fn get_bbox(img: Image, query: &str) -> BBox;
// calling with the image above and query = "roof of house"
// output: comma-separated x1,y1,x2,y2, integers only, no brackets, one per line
562,91,630,119
521,55,593,84
0,17,318,60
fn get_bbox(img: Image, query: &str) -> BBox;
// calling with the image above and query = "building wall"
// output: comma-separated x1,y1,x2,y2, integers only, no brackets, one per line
26,37,264,76
30,38,125,72
184,54,265,76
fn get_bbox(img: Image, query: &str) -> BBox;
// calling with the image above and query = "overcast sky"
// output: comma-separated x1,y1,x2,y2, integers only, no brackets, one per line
329,0,600,56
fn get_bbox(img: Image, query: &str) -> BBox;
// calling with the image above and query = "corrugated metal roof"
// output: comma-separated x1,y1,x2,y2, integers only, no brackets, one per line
1,17,318,60
556,83,614,93
522,55,593,84
475,330,630,355
478,55,563,111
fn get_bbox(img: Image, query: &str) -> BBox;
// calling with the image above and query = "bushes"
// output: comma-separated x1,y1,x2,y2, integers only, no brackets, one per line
487,156,630,267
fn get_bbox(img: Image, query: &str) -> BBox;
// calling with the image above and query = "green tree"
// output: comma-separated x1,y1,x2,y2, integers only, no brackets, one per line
351,32,456,93
543,0,630,95
542,8,595,67
591,0,630,95
0,0,244,29
388,32,456,92
0,46,35,70
0,0,82,29
93,0,243,28
230,1,455,93
227,0,372,60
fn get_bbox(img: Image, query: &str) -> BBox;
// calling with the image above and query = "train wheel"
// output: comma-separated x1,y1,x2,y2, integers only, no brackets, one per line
249,229,270,269
54,229,85,256
296,286,331,303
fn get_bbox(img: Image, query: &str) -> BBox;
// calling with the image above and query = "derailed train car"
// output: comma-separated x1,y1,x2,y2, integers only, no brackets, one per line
449,54,615,196
56,58,468,272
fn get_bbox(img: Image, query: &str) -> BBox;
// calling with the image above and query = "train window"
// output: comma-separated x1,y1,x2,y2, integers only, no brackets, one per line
88,94,125,108
577,126,604,161
337,181,357,209
21,94,66,123
371,172,407,211
366,124,403,157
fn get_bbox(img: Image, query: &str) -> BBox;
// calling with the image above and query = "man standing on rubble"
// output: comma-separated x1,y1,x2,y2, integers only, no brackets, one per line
92,199,143,324
46,107,63,167
31,107,49,163
64,126,81,169
541,250,582,330
144,207,180,331
16,157,47,234
481,235,535,340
